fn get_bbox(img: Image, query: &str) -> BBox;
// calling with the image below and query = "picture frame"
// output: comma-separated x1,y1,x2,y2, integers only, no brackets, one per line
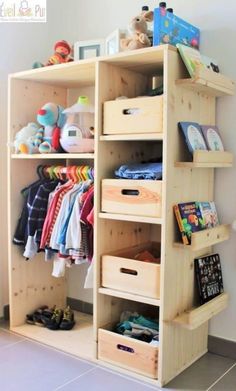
74,39,105,60
105,29,127,55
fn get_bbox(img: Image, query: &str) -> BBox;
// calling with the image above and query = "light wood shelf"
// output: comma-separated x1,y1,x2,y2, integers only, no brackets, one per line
174,224,230,251
11,153,95,160
8,45,234,388
176,67,235,97
175,151,233,168
172,293,229,330
100,133,163,141
99,212,163,225
98,287,161,307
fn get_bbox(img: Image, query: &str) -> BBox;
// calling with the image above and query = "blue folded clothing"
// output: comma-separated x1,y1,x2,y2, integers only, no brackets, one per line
115,162,162,180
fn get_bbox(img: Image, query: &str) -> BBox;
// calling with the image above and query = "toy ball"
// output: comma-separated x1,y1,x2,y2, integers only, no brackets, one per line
191,38,198,48
39,141,52,154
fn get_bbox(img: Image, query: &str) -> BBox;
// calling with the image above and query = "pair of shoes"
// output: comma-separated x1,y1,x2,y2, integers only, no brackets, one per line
43,306,75,331
26,305,48,327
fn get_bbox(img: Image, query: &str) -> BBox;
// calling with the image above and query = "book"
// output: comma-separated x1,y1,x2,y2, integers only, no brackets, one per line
176,43,219,78
174,202,205,244
199,201,219,229
178,122,208,155
201,125,225,151
195,253,224,304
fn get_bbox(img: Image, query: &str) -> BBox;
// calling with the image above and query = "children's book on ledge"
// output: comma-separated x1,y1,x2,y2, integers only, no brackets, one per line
195,253,224,304
178,122,225,157
174,201,219,245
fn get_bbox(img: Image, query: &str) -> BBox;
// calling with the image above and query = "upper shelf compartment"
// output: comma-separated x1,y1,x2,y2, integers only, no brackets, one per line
176,66,235,97
10,59,96,88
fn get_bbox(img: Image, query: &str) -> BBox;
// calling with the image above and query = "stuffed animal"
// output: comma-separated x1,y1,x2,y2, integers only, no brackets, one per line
37,102,66,153
121,10,153,51
14,122,41,154
33,40,72,69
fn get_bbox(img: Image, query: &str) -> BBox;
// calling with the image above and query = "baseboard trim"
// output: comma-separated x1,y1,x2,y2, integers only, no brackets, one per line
67,297,93,315
208,336,236,360
3,305,9,321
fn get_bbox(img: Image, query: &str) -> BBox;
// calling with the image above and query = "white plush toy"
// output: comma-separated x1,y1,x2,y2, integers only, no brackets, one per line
14,122,42,154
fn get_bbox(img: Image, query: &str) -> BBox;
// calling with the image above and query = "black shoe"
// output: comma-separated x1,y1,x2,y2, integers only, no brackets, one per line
45,308,63,330
59,306,75,330
26,305,48,327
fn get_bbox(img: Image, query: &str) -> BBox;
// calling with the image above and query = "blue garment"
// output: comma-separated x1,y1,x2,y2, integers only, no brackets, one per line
115,163,162,180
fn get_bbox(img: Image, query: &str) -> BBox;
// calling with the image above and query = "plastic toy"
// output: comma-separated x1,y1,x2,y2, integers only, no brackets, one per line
121,10,154,51
33,40,72,68
14,122,40,154
60,96,94,153
37,103,66,153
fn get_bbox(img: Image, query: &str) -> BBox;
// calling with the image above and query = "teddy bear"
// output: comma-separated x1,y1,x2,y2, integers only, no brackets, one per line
33,40,72,69
14,122,42,154
36,102,66,153
121,10,154,51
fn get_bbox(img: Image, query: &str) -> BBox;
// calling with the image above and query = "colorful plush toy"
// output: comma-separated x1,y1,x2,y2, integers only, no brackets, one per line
33,40,72,69
14,122,41,154
121,10,153,51
37,103,66,153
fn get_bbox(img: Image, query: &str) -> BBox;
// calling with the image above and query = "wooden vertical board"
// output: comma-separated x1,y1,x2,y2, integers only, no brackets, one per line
158,49,216,386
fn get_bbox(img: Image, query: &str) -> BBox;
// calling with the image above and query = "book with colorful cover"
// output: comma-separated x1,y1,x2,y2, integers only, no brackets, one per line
178,122,208,155
199,201,219,229
201,125,224,151
174,202,205,244
195,253,224,304
176,43,220,78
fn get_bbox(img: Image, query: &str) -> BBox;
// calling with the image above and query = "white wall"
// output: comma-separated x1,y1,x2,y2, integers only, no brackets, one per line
0,0,84,316
76,0,236,341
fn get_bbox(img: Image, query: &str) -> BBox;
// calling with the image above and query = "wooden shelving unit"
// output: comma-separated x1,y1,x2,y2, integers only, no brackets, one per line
7,45,234,388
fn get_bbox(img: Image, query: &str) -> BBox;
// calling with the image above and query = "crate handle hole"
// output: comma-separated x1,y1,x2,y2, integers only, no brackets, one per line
123,108,140,115
120,268,138,276
121,189,139,196
117,344,135,353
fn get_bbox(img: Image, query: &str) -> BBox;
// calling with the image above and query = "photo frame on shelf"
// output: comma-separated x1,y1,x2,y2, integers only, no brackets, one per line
74,39,105,60
105,29,126,55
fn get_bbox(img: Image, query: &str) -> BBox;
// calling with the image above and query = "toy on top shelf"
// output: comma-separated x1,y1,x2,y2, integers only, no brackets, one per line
14,122,41,154
121,9,153,51
33,40,72,69
37,102,66,153
60,96,94,153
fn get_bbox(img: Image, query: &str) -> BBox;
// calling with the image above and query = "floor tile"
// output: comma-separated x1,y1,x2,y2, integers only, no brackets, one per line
165,353,236,391
0,339,95,391
210,364,236,390
0,328,24,348
58,367,159,391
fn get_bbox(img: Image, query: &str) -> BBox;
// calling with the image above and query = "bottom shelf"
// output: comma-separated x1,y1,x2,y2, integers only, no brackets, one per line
172,293,229,330
11,311,95,361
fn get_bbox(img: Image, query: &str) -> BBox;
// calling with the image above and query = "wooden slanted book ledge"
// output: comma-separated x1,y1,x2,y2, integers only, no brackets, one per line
176,65,235,97
172,293,229,330
174,224,230,251
175,150,234,168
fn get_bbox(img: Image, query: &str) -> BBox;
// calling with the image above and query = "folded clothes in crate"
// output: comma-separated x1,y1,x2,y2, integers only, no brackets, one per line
115,163,163,180
115,311,159,345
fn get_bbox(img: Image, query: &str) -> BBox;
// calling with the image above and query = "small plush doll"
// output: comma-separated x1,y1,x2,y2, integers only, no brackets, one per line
121,10,153,51
33,40,72,68
14,122,41,154
37,103,66,153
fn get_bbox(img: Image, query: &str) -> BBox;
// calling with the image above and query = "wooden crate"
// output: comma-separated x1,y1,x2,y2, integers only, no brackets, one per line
98,328,158,379
101,179,162,218
102,242,161,299
103,96,163,135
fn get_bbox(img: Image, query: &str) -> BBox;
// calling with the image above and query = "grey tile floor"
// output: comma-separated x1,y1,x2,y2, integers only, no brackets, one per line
0,326,235,391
